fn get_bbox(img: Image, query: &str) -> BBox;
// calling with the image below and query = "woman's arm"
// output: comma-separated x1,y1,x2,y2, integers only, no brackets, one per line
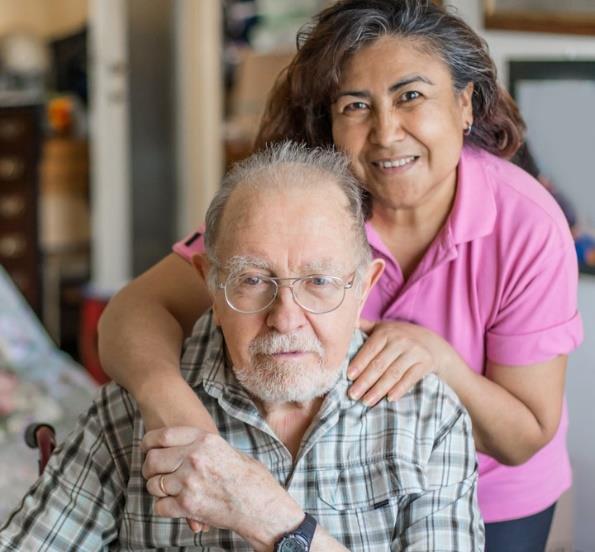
98,253,218,432
348,321,566,466
449,355,566,466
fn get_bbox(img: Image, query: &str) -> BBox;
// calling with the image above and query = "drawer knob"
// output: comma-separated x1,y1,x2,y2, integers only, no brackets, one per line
0,234,27,258
0,119,25,140
0,195,26,218
0,157,25,181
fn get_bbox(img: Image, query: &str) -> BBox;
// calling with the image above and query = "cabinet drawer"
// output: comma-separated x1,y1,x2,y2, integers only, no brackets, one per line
0,154,29,183
0,232,30,260
0,190,34,226
0,108,37,150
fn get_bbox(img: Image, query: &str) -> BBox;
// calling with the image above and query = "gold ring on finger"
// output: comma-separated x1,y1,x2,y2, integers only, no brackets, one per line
159,474,168,496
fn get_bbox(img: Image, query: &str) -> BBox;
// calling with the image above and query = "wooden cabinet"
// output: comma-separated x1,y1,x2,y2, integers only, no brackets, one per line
0,105,42,314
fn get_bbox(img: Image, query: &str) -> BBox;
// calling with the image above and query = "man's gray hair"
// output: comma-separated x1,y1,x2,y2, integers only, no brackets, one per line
204,140,371,289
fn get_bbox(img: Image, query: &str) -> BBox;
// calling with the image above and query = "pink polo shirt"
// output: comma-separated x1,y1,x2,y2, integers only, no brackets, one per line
173,146,583,523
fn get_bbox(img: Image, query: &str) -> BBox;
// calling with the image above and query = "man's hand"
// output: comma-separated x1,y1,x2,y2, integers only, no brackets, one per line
142,427,305,551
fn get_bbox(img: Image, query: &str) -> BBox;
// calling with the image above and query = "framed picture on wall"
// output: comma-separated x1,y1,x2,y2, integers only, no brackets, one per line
509,60,595,274
485,0,595,35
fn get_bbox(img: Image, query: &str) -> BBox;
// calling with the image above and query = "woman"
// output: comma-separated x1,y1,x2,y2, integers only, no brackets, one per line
98,1,582,549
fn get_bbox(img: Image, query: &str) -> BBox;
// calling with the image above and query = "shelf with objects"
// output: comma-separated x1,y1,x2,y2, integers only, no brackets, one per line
222,0,327,167
509,60,595,277
0,24,91,363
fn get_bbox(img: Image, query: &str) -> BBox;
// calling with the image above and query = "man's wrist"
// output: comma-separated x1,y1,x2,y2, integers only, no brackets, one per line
274,513,317,551
241,499,305,551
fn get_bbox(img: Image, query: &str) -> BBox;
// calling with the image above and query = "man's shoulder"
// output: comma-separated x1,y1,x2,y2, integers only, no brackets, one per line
181,311,226,387
368,373,465,430
344,364,469,467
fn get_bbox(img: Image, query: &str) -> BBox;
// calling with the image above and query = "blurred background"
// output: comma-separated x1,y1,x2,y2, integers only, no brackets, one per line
1,1,595,550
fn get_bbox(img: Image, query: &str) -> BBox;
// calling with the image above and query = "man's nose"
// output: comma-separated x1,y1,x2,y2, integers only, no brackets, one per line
265,286,307,333
370,108,405,147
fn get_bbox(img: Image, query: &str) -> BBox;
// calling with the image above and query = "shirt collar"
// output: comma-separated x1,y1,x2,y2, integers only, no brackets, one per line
446,146,497,245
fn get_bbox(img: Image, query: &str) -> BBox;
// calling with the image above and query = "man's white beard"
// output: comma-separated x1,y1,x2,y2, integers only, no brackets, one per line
232,332,341,403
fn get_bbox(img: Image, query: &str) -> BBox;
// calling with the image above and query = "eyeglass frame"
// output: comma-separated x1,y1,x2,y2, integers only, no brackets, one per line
216,271,357,315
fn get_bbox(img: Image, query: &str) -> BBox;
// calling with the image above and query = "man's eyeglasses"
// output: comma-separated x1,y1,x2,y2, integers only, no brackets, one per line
217,272,355,314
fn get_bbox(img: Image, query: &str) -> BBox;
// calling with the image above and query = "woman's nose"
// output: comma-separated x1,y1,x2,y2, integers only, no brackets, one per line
370,108,405,147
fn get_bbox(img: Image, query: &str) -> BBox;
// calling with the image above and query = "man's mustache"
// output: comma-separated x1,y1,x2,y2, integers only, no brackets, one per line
249,332,324,357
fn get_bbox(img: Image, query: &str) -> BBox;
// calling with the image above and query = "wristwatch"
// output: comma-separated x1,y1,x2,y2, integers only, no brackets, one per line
274,513,317,552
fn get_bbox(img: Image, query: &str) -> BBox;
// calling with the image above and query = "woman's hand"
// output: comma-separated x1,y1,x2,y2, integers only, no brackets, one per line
348,319,457,405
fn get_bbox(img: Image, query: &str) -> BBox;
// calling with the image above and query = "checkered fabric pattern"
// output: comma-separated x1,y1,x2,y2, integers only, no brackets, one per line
0,312,484,551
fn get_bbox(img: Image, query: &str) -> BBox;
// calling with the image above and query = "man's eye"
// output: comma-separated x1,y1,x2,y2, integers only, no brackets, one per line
238,275,265,286
308,276,335,287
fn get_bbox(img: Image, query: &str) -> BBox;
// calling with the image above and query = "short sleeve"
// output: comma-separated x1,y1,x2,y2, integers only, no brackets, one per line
486,233,583,366
172,224,206,262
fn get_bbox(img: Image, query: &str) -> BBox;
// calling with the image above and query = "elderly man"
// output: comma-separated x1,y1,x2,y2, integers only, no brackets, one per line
0,142,483,551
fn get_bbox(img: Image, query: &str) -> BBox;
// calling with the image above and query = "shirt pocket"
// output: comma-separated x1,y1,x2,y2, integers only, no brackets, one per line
315,458,426,550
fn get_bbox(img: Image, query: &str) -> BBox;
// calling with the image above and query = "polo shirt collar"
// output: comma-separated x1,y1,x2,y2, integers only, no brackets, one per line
447,146,497,246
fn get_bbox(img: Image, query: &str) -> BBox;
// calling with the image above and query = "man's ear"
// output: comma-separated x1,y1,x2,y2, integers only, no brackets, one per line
191,253,209,281
356,259,385,317
191,253,221,326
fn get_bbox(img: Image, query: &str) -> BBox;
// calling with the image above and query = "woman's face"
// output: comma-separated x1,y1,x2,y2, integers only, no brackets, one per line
331,36,473,213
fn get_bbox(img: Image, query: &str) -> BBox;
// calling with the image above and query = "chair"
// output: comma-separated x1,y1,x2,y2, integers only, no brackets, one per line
24,423,56,475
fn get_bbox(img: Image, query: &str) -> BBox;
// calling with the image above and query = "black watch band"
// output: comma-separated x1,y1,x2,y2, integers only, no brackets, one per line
274,513,317,552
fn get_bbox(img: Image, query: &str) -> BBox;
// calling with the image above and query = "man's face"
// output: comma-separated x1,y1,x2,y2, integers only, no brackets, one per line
204,170,380,404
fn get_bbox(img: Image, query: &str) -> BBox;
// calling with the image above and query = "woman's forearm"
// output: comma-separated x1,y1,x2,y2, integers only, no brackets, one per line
99,297,217,431
98,292,185,395
97,254,218,432
440,350,565,466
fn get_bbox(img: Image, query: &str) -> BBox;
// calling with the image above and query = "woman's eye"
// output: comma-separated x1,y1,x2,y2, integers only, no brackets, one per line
343,101,369,113
399,90,422,103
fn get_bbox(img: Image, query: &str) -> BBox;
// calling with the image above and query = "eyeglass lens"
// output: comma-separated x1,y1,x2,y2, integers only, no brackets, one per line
225,274,346,314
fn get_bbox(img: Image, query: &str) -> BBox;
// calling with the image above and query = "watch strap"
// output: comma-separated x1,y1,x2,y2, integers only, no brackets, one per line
274,512,317,551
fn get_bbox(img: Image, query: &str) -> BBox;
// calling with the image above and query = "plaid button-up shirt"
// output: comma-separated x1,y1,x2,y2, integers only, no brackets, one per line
0,312,484,551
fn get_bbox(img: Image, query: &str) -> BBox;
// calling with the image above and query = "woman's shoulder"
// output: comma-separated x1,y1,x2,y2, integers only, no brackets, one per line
465,147,572,247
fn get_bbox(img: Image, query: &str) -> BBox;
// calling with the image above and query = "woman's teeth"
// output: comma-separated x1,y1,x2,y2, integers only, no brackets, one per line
377,156,416,168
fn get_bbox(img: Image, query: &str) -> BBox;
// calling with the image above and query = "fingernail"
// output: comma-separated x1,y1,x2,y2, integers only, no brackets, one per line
349,386,362,400
362,394,377,406
347,368,357,380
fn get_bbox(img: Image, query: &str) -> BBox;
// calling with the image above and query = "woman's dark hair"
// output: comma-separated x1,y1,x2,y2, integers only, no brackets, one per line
255,0,524,158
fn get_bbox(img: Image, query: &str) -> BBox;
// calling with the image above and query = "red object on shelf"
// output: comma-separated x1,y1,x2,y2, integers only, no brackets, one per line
80,292,111,384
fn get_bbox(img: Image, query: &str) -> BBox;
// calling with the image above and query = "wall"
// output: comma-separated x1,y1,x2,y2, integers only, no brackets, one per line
0,0,87,39
450,2,595,550
567,277,595,552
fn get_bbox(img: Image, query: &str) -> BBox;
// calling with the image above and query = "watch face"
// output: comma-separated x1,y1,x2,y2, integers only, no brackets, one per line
278,535,308,552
